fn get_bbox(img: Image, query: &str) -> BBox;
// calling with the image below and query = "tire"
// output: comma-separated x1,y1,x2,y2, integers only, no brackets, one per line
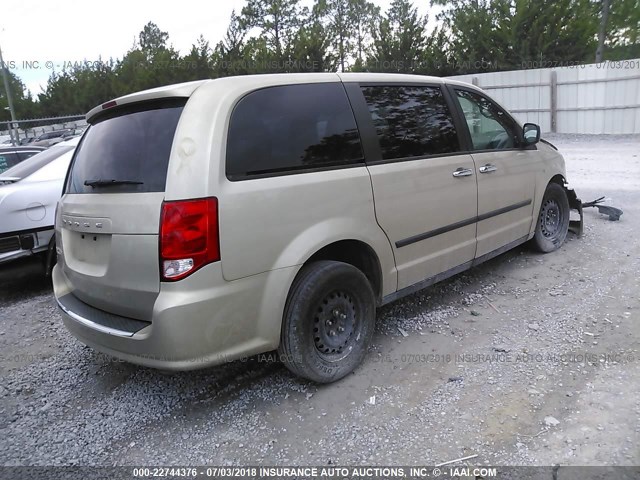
531,182,570,253
278,260,376,383
44,237,57,276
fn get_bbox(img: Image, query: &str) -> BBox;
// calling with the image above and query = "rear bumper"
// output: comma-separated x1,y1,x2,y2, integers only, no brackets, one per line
56,292,151,337
0,229,53,265
53,261,296,370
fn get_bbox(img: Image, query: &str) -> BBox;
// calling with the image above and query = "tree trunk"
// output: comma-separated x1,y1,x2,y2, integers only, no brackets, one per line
595,0,611,63
339,32,345,72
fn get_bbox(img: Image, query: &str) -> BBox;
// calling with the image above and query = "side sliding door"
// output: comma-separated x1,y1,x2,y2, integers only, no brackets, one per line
344,82,478,293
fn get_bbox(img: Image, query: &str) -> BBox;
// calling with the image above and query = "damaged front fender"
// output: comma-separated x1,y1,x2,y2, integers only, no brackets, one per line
564,186,584,237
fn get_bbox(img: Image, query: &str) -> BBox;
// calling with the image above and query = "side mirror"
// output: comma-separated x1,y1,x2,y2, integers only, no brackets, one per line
523,123,541,145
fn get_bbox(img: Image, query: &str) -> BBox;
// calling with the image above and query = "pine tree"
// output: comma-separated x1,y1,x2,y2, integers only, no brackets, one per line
0,70,40,121
314,0,356,72
183,35,213,80
214,10,250,76
368,0,428,73
351,0,380,68
241,0,307,69
290,14,337,72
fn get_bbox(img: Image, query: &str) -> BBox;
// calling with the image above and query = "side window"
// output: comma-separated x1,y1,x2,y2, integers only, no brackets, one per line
18,151,39,161
226,83,363,178
454,90,518,150
0,153,20,173
360,85,460,160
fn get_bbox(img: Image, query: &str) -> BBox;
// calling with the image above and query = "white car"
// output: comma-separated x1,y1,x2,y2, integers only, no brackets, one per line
0,137,79,270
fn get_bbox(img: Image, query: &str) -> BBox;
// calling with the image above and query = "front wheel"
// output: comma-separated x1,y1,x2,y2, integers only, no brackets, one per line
278,261,376,383
530,182,570,253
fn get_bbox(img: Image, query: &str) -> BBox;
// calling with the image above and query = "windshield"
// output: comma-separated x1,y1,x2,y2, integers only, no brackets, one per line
67,99,185,194
0,145,74,181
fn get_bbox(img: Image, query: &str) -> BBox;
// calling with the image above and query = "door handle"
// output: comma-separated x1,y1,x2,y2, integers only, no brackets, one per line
479,164,498,173
452,167,473,178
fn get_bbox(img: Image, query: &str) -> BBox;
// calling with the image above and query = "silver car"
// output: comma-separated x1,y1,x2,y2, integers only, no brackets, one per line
0,138,78,269
0,146,46,174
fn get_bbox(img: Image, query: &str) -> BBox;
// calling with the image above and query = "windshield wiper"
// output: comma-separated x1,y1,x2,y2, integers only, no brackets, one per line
84,179,144,188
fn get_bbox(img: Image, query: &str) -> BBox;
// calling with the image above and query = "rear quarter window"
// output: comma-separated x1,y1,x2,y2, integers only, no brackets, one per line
67,99,185,193
226,83,363,179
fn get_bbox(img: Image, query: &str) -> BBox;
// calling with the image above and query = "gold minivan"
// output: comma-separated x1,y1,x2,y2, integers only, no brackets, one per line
53,73,578,383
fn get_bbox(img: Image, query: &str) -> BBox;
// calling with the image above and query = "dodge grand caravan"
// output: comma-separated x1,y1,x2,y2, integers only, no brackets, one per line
53,73,578,383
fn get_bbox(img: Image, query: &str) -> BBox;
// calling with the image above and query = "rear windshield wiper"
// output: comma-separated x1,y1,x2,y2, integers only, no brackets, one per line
84,179,144,188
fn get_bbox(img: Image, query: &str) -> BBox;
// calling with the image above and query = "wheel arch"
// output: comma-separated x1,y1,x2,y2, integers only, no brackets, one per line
547,174,583,236
530,173,575,237
548,173,566,187
547,174,581,215
301,239,384,306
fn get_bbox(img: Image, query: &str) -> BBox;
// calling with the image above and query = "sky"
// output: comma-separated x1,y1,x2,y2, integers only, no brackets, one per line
0,0,437,96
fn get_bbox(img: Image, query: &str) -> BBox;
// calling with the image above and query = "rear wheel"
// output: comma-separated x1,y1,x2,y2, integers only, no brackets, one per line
278,261,375,383
531,183,570,253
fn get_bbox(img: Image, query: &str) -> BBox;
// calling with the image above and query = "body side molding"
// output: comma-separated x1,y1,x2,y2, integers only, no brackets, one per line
395,199,532,248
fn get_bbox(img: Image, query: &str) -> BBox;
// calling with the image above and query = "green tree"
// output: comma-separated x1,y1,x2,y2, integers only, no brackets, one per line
314,0,356,72
604,0,640,59
182,35,214,80
0,70,40,122
37,60,118,117
139,22,170,61
290,13,337,71
433,0,600,73
421,26,457,76
432,0,511,73
214,10,251,76
351,0,381,68
509,0,597,67
241,0,308,70
113,22,182,94
367,0,429,73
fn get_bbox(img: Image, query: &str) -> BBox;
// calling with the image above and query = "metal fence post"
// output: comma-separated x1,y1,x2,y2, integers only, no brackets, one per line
0,43,19,145
550,71,558,133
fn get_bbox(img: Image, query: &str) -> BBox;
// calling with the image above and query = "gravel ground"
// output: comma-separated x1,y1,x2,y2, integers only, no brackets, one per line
0,134,639,467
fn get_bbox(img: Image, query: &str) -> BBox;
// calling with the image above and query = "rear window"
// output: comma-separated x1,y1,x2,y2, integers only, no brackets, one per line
67,99,185,194
226,83,363,179
0,146,73,180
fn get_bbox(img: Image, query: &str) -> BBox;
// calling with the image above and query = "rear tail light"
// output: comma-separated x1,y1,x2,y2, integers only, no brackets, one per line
160,197,220,281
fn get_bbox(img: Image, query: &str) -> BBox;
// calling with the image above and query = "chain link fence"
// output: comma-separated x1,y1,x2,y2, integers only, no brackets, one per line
0,115,87,146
